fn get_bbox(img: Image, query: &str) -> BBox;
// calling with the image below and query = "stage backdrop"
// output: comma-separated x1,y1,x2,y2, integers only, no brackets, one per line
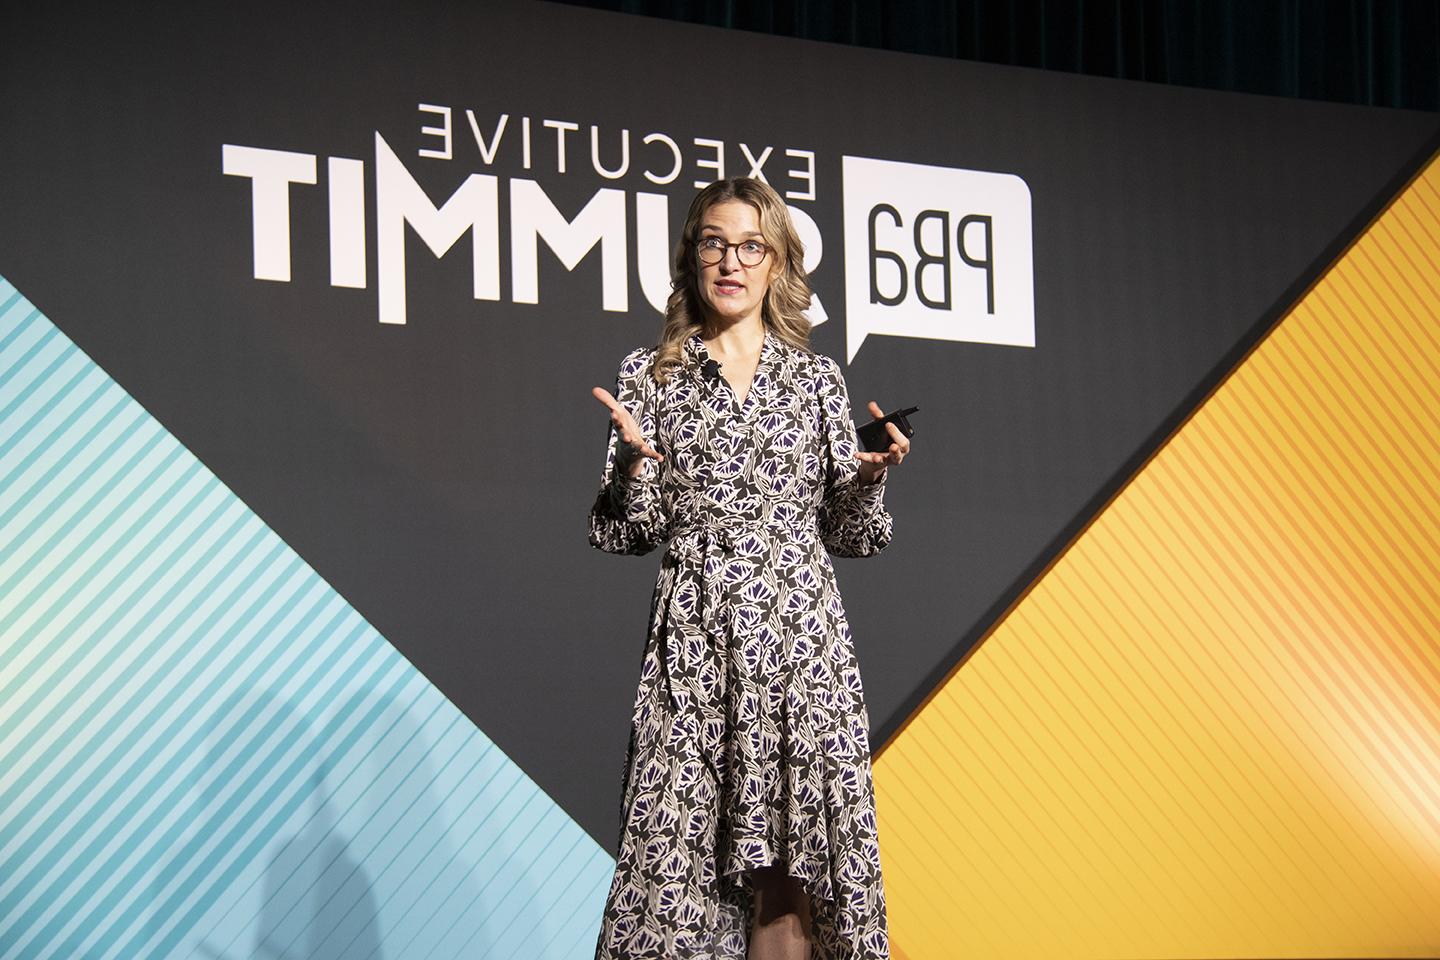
2,1,1437,957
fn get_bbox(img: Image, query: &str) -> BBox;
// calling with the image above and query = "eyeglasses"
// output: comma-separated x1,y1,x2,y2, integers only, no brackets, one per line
695,236,771,267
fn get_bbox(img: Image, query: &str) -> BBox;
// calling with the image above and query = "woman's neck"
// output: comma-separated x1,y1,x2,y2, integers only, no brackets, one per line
701,315,766,362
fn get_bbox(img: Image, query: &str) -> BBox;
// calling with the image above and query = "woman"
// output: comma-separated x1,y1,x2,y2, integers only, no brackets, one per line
588,176,910,960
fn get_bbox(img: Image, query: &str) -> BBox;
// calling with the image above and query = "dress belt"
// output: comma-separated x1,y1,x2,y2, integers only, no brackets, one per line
666,497,819,559
665,522,747,564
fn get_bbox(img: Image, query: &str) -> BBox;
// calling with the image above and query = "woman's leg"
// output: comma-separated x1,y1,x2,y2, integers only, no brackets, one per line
748,864,813,960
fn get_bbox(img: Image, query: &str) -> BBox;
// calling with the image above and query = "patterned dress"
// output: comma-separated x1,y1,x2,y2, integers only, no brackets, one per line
589,330,892,960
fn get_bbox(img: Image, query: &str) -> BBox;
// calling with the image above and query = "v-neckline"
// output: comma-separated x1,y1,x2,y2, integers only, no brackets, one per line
692,331,772,415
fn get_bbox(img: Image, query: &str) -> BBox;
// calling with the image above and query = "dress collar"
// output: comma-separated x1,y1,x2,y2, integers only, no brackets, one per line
685,328,780,367
683,332,707,365
686,329,783,416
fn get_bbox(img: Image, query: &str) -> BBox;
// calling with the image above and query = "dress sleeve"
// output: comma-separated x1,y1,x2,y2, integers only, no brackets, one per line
588,348,670,556
816,355,894,558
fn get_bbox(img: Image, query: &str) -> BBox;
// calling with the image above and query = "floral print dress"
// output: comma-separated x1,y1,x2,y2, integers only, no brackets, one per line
589,330,893,960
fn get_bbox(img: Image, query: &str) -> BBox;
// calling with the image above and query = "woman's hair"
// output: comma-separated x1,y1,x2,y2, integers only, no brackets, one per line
652,177,812,383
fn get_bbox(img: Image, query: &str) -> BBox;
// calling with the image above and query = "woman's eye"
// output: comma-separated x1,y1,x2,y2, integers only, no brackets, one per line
700,237,723,249
741,241,763,254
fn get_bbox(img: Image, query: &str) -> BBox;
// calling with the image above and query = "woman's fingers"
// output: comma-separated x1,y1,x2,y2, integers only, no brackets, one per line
853,421,911,467
618,417,659,458
620,436,665,463
863,399,913,464
595,385,639,436
592,386,621,412
595,386,664,463
885,420,911,456
620,426,663,460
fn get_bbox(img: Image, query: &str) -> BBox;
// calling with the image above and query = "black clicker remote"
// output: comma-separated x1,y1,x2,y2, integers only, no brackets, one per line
856,406,919,453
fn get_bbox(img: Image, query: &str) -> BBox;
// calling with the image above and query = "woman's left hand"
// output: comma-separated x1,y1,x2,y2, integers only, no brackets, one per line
855,400,911,484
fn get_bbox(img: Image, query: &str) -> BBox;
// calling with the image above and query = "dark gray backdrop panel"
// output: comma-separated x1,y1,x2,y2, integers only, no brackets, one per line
2,0,1436,849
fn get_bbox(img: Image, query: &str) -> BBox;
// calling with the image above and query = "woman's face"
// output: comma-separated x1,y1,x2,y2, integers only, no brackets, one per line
695,199,773,328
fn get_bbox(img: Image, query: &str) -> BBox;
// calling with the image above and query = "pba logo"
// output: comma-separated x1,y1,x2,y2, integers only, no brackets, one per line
841,156,1035,361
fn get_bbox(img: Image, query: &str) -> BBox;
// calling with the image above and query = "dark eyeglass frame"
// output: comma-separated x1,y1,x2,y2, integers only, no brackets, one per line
694,236,772,267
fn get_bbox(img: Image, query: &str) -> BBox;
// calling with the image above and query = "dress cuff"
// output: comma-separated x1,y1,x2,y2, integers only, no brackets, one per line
855,468,887,507
612,466,658,518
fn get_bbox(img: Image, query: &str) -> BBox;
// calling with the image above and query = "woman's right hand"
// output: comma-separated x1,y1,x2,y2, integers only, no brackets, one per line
592,386,665,478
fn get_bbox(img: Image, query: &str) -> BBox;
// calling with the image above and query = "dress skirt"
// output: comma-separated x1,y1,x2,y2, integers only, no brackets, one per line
589,332,892,959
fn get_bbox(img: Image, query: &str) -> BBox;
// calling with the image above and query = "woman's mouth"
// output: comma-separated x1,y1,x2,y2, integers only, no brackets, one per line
715,280,745,295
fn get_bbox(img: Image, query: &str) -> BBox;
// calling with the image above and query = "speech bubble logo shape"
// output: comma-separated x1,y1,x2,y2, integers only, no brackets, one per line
842,156,1035,362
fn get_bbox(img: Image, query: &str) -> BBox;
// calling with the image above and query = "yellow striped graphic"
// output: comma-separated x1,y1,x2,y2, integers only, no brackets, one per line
875,151,1440,958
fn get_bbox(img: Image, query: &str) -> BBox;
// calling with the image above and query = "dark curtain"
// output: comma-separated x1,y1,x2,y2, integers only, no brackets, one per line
554,0,1440,112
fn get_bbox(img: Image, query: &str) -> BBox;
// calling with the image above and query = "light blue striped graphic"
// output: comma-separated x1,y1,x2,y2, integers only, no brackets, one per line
0,276,613,959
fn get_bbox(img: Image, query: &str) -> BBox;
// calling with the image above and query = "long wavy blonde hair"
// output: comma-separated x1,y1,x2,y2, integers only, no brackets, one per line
651,177,812,383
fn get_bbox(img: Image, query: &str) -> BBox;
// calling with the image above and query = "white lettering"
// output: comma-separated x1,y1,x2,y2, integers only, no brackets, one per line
328,157,366,288
376,132,499,325
222,144,317,282
591,126,630,180
510,180,628,312
465,111,509,165
787,203,825,325
636,191,672,313
417,103,453,160
543,119,579,174
785,149,816,201
693,137,724,187
641,133,682,185
740,143,773,181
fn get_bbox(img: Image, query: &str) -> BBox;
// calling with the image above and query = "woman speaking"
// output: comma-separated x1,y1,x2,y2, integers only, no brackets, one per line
589,176,910,960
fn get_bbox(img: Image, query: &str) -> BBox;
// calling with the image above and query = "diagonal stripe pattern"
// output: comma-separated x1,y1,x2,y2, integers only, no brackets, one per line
874,154,1440,958
0,275,611,960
